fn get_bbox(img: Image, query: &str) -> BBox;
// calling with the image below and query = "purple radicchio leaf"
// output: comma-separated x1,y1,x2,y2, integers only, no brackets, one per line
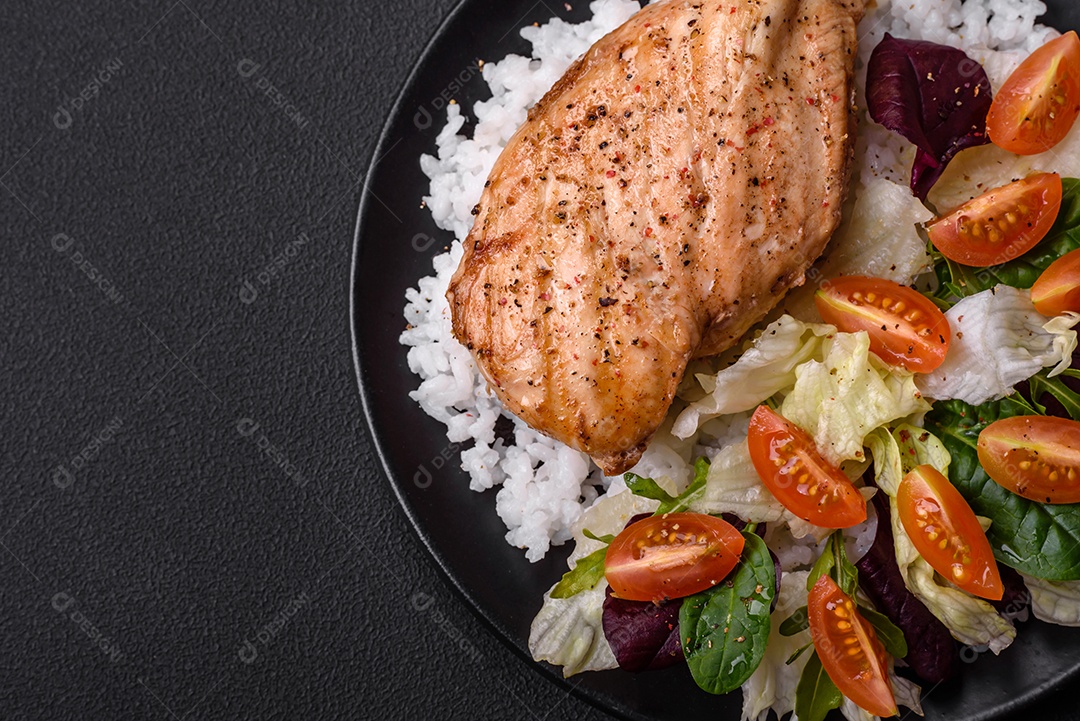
856,491,962,684
990,564,1032,619
867,34,993,200
602,587,685,672
599,511,777,670
600,512,684,672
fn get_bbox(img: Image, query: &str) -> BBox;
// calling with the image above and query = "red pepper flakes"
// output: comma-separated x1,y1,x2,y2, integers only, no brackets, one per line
763,116,775,126
606,170,616,177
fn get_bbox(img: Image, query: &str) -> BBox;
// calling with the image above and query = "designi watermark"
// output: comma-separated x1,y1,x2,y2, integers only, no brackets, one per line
410,592,483,663
236,418,309,486
237,592,311,664
52,415,124,489
236,59,310,130
238,233,309,304
51,591,125,663
53,58,124,130
50,234,124,305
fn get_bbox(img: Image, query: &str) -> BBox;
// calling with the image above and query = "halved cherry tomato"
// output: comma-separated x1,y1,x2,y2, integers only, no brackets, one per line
814,276,950,373
604,512,744,602
747,406,867,529
926,173,1063,267
898,465,1004,601
977,415,1080,504
808,575,898,719
1032,247,1080,316
987,31,1080,155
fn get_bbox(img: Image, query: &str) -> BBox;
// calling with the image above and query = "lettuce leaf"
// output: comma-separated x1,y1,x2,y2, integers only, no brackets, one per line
918,286,1079,405
931,178,1080,302
673,316,833,439
740,571,811,721
865,426,1016,653
1022,575,1080,627
688,441,858,541
856,492,961,683
529,487,659,675
780,331,930,466
925,397,1080,580
530,579,615,676
778,176,934,322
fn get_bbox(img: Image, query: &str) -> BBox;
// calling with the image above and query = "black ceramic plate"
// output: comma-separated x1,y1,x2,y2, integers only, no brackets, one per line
353,2,1080,719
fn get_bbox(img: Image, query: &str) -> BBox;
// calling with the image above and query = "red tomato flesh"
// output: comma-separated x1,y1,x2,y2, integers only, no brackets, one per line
808,575,898,719
814,276,950,373
898,465,1004,601
926,173,1062,267
604,512,744,602
747,406,867,529
987,31,1080,155
977,415,1080,504
1032,247,1080,316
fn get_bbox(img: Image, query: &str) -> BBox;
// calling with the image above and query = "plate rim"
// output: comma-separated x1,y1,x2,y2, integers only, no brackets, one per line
348,1,1080,719
346,1,636,719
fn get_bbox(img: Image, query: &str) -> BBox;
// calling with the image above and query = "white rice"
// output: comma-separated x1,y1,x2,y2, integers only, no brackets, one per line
401,0,1057,561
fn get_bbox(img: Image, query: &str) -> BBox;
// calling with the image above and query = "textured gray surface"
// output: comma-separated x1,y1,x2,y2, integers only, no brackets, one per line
1,0,608,718
1,0,1077,719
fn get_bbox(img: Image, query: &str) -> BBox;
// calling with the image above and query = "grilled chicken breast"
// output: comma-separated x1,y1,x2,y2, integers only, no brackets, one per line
448,0,865,475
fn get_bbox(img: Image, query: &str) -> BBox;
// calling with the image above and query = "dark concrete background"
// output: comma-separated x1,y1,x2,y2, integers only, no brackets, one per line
1,1,1077,719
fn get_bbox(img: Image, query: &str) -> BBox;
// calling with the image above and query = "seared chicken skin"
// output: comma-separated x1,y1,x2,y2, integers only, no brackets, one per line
448,0,865,474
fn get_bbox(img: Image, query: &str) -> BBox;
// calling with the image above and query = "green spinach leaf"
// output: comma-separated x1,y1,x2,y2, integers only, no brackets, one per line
623,474,676,504
794,649,843,721
779,605,809,636
926,397,1080,580
624,457,711,515
680,531,776,694
932,177,1080,304
831,533,859,597
785,641,813,666
857,605,908,658
1028,370,1080,420
581,528,615,544
807,540,835,591
807,533,857,596
658,457,711,514
550,547,607,599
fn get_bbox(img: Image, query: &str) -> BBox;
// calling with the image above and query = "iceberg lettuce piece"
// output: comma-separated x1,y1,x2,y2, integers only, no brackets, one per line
529,486,659,675
778,176,935,323
781,331,931,467
1022,575,1080,627
741,571,811,721
917,286,1079,405
673,316,834,439
866,427,1016,653
530,580,615,677
690,440,871,542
